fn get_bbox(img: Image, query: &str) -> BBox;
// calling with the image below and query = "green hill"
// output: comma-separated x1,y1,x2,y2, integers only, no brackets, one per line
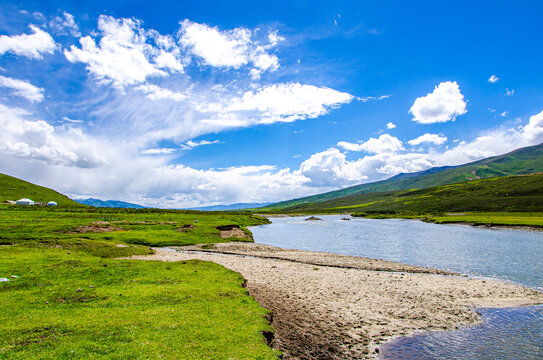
262,143,543,210
279,173,543,214
0,173,82,206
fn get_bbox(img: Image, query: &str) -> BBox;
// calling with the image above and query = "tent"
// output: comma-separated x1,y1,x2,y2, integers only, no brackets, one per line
16,198,35,205
47,201,58,206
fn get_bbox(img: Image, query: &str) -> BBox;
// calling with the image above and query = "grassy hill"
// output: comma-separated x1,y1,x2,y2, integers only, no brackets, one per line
262,143,543,210
277,173,543,214
0,173,82,206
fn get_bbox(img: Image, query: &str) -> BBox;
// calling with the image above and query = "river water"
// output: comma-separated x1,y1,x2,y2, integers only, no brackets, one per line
250,215,543,359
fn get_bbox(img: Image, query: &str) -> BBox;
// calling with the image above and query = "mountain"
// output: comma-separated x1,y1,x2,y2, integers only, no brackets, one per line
74,198,146,209
0,173,81,206
185,202,272,211
281,172,543,213
262,143,543,210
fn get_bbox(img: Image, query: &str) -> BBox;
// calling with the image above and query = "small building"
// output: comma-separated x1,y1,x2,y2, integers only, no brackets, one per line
46,201,58,206
16,198,35,205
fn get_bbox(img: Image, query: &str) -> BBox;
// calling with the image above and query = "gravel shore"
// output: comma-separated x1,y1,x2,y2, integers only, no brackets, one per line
129,242,543,359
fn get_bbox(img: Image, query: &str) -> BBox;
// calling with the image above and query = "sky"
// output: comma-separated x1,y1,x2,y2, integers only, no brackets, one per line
0,0,542,208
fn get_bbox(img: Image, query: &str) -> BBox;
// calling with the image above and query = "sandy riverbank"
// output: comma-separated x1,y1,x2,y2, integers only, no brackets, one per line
129,243,543,359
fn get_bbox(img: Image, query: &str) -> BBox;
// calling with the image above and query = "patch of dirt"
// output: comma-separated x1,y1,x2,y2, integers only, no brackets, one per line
216,225,249,239
177,224,195,232
68,225,123,233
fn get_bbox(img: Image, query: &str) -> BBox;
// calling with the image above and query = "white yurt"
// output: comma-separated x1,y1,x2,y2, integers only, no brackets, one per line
47,201,58,206
16,198,35,205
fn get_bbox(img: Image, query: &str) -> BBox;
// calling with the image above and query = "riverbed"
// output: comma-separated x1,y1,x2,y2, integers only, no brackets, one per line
249,215,543,359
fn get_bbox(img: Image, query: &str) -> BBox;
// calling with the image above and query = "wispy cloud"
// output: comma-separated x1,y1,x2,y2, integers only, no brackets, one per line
488,74,499,83
0,75,44,102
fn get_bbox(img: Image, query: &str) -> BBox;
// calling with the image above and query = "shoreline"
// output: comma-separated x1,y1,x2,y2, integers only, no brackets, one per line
129,242,543,359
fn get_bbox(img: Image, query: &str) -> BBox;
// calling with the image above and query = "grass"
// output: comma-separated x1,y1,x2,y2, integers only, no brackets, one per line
423,212,543,227
0,206,279,359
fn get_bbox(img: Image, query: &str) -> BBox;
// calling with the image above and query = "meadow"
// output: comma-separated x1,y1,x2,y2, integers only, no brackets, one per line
0,205,279,359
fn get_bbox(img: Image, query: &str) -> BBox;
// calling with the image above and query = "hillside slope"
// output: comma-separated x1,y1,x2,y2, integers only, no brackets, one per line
263,143,543,210
281,173,543,214
0,173,81,206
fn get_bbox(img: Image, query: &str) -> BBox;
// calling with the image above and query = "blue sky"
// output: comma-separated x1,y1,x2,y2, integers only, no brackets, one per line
1,0,542,207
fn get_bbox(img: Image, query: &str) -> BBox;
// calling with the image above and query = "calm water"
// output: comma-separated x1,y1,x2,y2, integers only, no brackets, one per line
250,215,543,359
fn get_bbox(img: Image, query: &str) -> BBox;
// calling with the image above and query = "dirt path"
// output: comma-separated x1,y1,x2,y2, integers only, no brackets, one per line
129,243,543,359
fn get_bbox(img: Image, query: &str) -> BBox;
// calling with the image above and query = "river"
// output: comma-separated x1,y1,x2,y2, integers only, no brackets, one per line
250,215,543,359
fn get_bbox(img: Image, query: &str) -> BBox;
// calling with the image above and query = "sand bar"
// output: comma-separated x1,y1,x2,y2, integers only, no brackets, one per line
130,242,543,359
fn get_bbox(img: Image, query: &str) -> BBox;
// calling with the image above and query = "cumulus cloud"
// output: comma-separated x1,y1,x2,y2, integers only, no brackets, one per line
488,75,499,83
0,104,105,167
0,25,56,59
409,81,467,124
338,134,403,153
65,15,184,88
407,133,447,146
49,11,80,37
0,75,44,102
178,20,280,78
386,122,396,129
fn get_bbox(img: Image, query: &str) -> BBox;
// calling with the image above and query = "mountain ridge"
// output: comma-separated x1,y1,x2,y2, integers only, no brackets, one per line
262,143,543,210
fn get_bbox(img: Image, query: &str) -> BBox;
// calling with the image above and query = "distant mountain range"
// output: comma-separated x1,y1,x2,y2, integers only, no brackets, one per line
262,142,543,211
184,202,272,211
74,198,146,208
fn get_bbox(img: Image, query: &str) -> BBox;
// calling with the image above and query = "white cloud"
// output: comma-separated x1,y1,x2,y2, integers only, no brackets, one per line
409,81,467,124
408,133,447,146
488,75,499,83
338,134,403,153
500,111,508,117
386,122,396,129
522,110,543,143
0,104,105,168
65,15,183,88
141,148,177,155
178,20,280,78
0,75,44,102
212,83,354,125
505,88,515,96
0,25,56,59
358,94,390,102
49,12,81,37
181,139,220,150
135,84,187,101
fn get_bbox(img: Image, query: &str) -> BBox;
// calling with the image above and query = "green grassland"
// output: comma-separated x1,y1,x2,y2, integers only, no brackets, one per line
423,212,543,227
267,173,543,220
262,143,543,210
0,204,278,359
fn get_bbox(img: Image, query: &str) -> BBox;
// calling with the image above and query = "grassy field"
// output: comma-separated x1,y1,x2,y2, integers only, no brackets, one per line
0,205,279,359
422,212,543,227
